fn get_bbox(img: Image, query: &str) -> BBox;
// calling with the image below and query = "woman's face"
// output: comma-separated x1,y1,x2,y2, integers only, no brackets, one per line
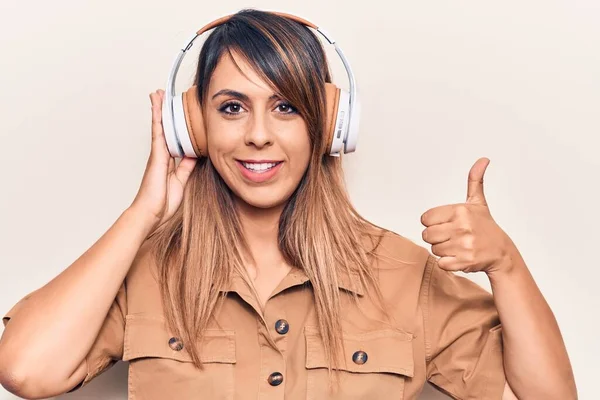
205,51,311,210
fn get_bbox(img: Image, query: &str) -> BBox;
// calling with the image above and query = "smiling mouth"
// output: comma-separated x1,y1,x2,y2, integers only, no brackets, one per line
237,160,283,173
234,159,284,183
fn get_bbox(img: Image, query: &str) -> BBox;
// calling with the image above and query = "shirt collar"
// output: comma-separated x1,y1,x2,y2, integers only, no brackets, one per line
216,265,365,297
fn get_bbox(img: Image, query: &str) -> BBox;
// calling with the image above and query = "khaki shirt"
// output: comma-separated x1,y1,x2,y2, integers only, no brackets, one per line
3,231,505,399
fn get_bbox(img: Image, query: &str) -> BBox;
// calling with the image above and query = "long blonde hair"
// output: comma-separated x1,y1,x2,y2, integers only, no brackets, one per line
146,8,390,387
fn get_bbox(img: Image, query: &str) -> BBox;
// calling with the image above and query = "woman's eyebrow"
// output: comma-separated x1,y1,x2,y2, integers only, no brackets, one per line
211,89,281,102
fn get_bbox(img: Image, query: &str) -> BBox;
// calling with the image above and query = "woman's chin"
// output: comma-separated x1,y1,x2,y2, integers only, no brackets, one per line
234,188,291,210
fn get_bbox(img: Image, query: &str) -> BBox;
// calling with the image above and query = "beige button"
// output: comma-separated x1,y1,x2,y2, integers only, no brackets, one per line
267,372,283,386
168,337,184,351
352,350,368,365
275,319,289,334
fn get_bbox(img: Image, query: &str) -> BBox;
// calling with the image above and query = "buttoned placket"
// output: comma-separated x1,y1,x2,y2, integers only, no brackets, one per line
257,297,288,399
220,267,309,400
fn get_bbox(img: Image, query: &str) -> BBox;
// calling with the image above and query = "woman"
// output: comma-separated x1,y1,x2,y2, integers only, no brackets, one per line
0,9,576,400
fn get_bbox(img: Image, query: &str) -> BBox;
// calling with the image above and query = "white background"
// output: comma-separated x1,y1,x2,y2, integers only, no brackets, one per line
0,0,598,398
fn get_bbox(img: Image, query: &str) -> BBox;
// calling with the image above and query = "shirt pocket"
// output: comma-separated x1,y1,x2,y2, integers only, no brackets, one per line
123,314,236,400
304,325,414,400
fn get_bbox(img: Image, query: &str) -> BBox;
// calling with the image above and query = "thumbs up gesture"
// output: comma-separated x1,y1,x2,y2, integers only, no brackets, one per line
420,157,515,274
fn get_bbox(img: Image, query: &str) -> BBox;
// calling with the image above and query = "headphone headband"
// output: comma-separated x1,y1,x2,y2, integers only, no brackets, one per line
196,12,318,35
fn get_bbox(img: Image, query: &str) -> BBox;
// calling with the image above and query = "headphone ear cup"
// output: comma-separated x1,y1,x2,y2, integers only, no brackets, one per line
181,85,207,158
324,83,341,155
162,93,183,158
325,84,350,156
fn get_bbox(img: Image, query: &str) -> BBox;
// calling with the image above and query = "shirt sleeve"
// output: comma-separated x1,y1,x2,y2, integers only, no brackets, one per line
2,282,127,393
420,254,506,400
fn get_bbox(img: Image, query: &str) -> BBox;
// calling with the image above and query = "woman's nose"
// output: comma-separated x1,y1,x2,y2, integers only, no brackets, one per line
244,113,274,149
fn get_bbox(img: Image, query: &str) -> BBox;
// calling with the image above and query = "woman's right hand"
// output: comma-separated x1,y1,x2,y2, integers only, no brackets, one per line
129,89,198,232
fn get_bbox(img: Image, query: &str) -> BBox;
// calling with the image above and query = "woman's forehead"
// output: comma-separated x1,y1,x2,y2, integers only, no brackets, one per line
209,51,275,99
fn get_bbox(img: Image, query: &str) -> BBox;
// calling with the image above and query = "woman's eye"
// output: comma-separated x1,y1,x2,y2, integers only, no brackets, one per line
219,102,245,115
276,103,297,114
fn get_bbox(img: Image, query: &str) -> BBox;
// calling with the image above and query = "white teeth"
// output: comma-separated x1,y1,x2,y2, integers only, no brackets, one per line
241,162,279,172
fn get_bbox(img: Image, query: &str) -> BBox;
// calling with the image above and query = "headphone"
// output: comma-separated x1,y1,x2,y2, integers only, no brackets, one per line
162,11,360,158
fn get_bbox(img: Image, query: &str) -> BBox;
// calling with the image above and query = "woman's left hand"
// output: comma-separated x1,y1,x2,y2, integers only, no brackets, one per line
420,157,515,275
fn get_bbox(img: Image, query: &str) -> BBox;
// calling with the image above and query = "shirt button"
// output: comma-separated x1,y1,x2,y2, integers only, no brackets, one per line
352,350,368,365
275,319,289,334
168,337,184,351
267,372,284,386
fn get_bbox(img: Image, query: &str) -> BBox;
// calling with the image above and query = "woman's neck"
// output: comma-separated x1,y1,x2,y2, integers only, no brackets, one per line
235,198,288,276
